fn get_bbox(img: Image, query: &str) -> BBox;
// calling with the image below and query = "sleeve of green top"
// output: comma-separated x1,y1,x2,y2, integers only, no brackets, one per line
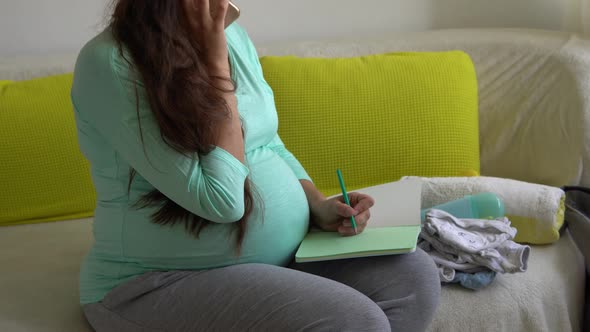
71,39,249,223
267,134,312,182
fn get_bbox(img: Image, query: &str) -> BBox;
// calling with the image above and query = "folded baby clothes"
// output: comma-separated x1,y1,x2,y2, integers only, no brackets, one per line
403,175,565,244
421,209,530,274
423,210,516,254
421,242,497,289
418,240,484,273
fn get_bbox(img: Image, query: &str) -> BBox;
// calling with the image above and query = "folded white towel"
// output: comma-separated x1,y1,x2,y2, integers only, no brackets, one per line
403,176,565,244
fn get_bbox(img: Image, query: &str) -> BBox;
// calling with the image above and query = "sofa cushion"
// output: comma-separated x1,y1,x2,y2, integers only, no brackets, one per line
0,219,94,332
261,52,480,195
0,74,96,226
0,218,584,332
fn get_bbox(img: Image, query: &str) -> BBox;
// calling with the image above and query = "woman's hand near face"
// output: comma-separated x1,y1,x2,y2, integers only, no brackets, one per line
182,0,231,77
182,0,244,163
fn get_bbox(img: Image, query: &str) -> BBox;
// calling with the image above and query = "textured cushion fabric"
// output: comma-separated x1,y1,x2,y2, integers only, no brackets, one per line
261,52,480,196
0,74,96,225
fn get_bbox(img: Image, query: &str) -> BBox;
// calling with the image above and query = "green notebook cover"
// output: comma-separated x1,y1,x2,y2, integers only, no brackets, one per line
295,179,422,263
295,226,421,263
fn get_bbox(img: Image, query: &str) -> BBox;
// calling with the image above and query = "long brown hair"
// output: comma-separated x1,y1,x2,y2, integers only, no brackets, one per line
110,0,257,249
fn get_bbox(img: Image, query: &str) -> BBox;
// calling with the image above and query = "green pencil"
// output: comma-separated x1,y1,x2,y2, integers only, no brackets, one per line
336,169,358,234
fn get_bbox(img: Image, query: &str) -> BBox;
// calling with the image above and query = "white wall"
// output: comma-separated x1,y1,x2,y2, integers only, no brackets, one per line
0,0,576,57
237,0,570,44
0,0,109,56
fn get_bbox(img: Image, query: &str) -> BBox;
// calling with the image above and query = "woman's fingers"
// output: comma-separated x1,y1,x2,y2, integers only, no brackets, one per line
338,223,365,236
181,0,198,28
350,192,375,211
333,193,373,236
212,0,230,29
335,200,357,217
181,0,230,72
184,0,230,29
338,209,370,236
198,0,210,24
342,209,370,228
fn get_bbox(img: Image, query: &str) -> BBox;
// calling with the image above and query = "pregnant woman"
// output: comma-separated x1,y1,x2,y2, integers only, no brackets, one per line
71,0,440,330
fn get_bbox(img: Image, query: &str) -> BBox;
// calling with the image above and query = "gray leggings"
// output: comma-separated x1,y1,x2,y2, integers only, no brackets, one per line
83,248,440,332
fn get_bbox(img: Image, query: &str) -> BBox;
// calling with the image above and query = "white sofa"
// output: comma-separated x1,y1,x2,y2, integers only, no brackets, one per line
1,28,588,332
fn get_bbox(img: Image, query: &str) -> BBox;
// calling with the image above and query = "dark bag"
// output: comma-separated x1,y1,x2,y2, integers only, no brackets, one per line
563,186,590,331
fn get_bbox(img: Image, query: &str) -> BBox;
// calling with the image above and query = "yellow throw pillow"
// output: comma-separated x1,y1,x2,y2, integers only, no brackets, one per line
261,52,480,196
0,74,95,225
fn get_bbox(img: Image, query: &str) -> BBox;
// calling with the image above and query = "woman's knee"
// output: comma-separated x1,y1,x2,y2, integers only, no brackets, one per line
403,248,441,318
311,286,391,331
241,265,391,331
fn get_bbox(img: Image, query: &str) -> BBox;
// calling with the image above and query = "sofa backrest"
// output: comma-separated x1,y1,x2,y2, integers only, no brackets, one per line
257,28,590,188
2,28,588,187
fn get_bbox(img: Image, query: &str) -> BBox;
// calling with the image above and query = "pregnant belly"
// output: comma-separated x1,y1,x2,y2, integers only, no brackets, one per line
237,148,310,265
112,148,310,269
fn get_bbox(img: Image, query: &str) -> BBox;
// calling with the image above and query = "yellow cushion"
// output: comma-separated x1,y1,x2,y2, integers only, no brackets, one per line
261,52,480,196
0,74,95,226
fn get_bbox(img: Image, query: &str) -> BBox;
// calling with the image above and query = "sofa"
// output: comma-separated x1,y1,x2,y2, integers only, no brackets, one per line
1,28,588,331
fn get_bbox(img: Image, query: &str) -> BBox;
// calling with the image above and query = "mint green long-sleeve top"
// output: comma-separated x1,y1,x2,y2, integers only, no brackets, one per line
71,23,311,304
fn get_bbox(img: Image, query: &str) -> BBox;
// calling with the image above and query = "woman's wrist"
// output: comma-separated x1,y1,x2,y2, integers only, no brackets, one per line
208,58,231,78
299,180,326,214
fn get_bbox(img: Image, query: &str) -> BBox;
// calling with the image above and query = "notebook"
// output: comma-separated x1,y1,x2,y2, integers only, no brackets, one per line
295,179,422,263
